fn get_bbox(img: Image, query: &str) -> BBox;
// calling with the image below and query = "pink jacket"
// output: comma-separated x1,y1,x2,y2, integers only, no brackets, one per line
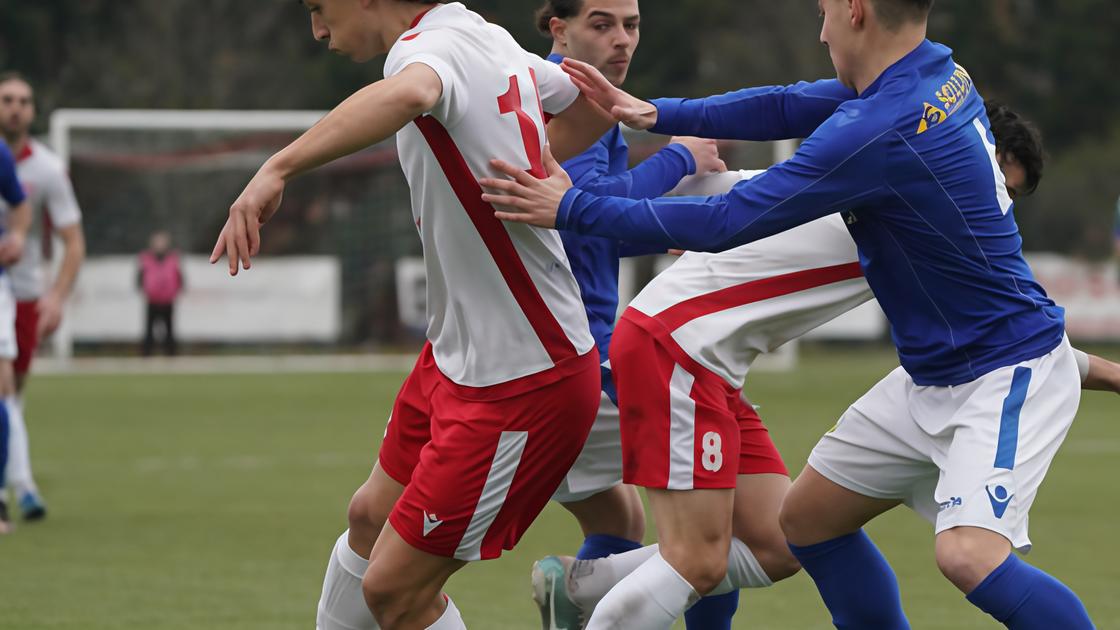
139,251,183,305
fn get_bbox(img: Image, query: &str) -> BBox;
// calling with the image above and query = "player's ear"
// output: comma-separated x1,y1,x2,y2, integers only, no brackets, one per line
849,0,864,28
549,16,568,47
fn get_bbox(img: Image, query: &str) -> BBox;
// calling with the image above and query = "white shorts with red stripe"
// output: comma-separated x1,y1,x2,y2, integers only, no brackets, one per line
380,344,600,560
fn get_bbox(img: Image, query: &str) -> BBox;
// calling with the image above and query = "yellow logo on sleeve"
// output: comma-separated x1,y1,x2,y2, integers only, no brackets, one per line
917,64,973,134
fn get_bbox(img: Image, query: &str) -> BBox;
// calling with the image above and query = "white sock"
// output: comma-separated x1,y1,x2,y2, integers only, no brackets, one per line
5,397,36,497
568,544,660,612
584,552,699,630
710,537,773,595
426,596,466,629
316,530,379,630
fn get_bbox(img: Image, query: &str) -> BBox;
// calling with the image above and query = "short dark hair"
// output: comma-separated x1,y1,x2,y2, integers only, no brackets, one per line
871,0,934,30
0,71,30,89
985,100,1044,196
534,0,585,37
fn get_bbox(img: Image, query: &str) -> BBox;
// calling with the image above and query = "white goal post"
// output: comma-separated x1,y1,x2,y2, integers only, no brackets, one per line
47,109,331,361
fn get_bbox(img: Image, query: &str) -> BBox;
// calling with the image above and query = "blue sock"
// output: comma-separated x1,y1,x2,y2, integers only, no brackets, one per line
0,400,9,490
789,530,910,630
576,534,642,560
685,590,740,630
966,553,1093,629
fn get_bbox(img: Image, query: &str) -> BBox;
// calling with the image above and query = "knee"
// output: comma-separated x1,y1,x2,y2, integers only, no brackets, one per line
661,539,729,595
935,529,1009,592
347,486,388,545
753,542,801,583
777,494,814,546
361,572,408,628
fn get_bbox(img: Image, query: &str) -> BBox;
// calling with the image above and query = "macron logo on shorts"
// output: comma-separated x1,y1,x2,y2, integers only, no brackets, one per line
423,511,443,537
985,485,1013,519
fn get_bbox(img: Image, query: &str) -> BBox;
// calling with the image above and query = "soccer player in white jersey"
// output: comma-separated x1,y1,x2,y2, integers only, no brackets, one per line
210,2,616,628
529,101,1120,628
0,72,81,523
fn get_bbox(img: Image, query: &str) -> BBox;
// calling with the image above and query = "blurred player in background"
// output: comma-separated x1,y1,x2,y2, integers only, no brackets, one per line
210,2,617,628
0,138,33,534
529,2,743,628
0,72,86,522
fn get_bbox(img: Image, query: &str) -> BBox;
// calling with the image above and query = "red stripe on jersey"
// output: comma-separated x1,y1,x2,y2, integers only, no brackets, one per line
409,6,435,29
413,115,579,364
401,32,422,41
652,262,865,331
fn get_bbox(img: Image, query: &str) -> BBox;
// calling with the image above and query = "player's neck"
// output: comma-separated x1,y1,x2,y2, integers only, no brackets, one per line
384,2,441,43
3,132,28,155
852,25,926,94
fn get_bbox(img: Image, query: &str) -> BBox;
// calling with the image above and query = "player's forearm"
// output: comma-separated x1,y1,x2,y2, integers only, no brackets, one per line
268,74,437,181
6,200,31,239
574,144,694,201
650,80,855,141
557,189,737,252
1083,353,1120,394
50,226,85,299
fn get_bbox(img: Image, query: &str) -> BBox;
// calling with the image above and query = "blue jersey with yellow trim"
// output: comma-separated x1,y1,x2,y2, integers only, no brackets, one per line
547,53,696,397
557,40,1065,386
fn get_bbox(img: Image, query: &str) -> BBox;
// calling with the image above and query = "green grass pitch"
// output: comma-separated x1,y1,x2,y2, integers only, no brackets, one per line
1,347,1116,629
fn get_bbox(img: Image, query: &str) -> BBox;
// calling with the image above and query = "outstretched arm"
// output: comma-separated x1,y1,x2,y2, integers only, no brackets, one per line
561,58,855,140
482,103,886,253
210,63,443,275
1075,348,1120,395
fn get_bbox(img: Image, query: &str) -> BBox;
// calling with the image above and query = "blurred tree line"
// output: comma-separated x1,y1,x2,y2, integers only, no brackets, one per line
1,0,1117,258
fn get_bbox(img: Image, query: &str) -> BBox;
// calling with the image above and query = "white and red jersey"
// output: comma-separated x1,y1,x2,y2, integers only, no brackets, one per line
386,3,594,393
625,171,873,389
0,139,83,301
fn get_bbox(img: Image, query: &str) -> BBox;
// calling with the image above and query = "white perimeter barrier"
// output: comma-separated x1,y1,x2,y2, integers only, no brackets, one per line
67,255,341,342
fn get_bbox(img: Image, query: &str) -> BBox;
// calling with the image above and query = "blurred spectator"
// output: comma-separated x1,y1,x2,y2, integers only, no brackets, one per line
137,231,183,356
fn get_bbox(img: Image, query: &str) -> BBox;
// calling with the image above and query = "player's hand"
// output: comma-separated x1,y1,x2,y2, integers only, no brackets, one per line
210,165,285,276
670,137,727,175
0,232,26,266
36,291,64,337
480,145,571,229
561,58,658,130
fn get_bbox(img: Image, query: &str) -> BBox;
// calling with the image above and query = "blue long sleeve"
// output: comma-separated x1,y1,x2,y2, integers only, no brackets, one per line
650,79,856,141
559,101,886,253
565,132,695,200
0,144,25,207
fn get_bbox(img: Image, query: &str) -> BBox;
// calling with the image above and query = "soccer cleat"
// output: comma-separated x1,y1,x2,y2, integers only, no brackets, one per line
19,492,46,522
532,555,584,630
0,499,11,534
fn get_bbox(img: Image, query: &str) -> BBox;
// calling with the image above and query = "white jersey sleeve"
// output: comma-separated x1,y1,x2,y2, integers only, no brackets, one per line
523,52,580,115
384,27,469,126
41,155,82,228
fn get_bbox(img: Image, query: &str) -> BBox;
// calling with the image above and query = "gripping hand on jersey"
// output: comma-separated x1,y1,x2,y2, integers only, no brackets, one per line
561,58,657,131
210,165,285,276
481,145,571,229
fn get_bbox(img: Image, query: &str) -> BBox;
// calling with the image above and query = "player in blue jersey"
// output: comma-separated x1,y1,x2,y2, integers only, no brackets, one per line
480,0,1096,627
0,141,32,535
528,2,739,629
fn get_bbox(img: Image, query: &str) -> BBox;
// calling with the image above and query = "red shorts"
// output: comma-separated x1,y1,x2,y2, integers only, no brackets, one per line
15,300,40,375
609,313,788,490
379,343,600,561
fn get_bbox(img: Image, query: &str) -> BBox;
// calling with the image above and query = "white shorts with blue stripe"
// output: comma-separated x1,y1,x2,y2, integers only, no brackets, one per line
808,336,1080,553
